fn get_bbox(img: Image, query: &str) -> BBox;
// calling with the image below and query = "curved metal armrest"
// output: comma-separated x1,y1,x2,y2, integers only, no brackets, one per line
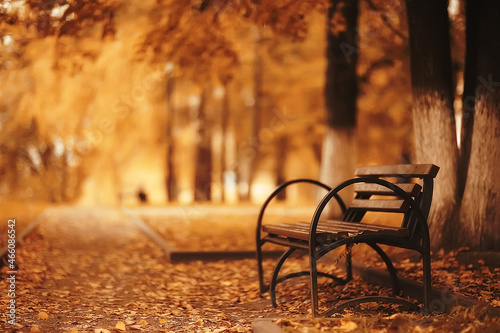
256,179,347,243
309,177,430,250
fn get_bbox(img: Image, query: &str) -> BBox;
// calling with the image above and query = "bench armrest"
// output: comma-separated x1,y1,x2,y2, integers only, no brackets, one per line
256,179,347,245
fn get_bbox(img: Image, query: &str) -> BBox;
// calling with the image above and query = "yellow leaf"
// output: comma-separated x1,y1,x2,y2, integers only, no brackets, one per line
69,329,79,333
38,312,49,320
115,321,126,331
139,319,148,326
30,327,41,333
159,319,168,324
340,320,357,331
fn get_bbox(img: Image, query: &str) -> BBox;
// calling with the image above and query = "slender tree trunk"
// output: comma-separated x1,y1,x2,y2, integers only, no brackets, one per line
211,85,225,203
249,30,278,202
405,0,459,249
459,1,500,251
173,83,199,204
276,136,287,201
249,28,263,203
222,85,239,203
165,79,177,202
194,88,212,201
320,0,359,216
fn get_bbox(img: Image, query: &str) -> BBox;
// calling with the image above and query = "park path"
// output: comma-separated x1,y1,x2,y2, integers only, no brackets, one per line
1,206,270,332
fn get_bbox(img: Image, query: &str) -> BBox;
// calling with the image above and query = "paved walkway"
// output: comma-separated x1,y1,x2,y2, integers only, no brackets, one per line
1,207,271,332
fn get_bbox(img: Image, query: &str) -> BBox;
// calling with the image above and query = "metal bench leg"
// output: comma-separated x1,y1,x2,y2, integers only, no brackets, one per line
423,250,432,311
368,243,401,296
270,248,296,307
323,295,420,316
310,251,320,317
256,240,268,294
346,246,353,282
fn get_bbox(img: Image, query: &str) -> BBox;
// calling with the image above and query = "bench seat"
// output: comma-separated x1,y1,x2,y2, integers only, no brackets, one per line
263,221,410,243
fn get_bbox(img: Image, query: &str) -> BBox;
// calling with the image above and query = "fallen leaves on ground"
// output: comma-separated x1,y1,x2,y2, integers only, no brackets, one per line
351,245,500,308
142,206,500,309
275,305,500,332
0,206,499,333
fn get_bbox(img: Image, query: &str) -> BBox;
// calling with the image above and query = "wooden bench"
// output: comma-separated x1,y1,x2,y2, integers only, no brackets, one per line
256,164,439,316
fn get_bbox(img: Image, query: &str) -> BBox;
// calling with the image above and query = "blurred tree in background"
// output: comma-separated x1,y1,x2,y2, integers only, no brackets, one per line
0,0,414,206
0,0,120,202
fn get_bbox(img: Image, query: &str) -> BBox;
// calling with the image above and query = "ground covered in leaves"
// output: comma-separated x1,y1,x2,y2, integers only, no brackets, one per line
1,205,499,332
140,205,500,308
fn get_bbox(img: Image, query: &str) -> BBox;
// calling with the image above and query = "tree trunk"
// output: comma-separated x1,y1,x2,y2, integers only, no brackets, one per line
165,79,177,202
405,0,458,249
194,88,212,201
458,0,479,198
175,85,200,204
459,1,500,251
222,86,239,203
319,127,357,214
320,0,359,216
233,26,260,202
211,85,225,203
249,30,278,203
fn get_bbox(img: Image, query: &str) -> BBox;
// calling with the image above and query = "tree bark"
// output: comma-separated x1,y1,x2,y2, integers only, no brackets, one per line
194,88,212,201
459,1,500,251
165,79,177,202
405,0,458,249
319,0,359,215
458,0,479,198
211,85,225,203
319,127,357,215
324,0,359,129
222,84,239,204
249,30,279,203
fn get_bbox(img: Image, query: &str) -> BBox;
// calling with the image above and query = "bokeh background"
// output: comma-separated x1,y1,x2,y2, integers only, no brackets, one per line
0,0,464,207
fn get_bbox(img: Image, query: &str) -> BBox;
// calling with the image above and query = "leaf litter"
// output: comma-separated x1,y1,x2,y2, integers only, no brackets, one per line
0,206,498,332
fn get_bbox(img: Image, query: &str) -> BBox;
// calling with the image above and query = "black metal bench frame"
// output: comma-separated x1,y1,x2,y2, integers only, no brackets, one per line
256,164,439,317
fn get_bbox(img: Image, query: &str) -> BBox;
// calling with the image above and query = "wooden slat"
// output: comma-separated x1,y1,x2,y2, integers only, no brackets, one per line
262,224,330,242
354,183,422,197
296,220,407,234
349,199,409,212
355,164,439,178
263,220,409,243
293,222,409,238
262,235,310,250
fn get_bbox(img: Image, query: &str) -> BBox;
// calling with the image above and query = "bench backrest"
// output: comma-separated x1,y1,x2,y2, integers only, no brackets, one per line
342,164,439,239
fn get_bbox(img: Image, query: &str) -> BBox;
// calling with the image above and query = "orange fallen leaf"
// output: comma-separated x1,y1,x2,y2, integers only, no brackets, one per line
139,319,148,326
38,312,49,320
115,321,126,331
30,327,41,333
340,320,357,331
